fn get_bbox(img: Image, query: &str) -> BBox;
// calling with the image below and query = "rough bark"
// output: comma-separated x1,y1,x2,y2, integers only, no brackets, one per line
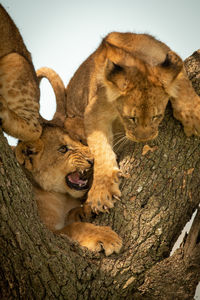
0,51,200,300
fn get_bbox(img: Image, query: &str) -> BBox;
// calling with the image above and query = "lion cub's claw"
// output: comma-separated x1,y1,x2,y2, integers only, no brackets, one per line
113,195,121,201
86,170,121,213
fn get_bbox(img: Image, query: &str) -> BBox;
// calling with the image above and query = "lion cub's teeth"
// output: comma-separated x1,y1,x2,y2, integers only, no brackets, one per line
79,179,88,187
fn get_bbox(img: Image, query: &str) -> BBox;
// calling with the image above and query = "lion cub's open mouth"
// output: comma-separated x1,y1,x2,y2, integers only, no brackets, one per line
65,171,90,191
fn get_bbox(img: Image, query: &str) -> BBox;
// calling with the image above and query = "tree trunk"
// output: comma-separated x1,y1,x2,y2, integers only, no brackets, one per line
0,51,200,300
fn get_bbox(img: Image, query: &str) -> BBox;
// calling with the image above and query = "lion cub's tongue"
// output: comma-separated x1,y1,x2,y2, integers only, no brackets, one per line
68,172,87,186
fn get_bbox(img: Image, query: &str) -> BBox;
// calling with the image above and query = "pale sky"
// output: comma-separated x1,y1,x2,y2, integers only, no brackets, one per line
1,1,200,296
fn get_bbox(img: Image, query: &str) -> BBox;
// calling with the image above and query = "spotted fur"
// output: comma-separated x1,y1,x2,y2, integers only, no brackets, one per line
0,4,41,141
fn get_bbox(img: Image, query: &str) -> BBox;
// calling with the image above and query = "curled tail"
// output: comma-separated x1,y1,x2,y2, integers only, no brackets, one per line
36,67,66,126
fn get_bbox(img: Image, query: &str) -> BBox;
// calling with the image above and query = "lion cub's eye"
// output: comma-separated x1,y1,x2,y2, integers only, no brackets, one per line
58,145,69,153
128,117,137,124
152,114,162,121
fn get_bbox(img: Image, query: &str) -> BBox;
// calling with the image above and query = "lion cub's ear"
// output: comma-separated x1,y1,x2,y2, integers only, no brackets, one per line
105,60,131,92
15,139,44,171
155,51,183,96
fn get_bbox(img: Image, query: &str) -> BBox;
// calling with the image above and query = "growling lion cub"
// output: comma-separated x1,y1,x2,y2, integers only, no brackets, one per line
15,124,122,255
65,32,200,213
0,4,41,141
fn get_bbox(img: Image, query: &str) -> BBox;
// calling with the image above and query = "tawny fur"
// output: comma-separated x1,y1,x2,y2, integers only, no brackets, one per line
37,67,87,144
37,67,67,127
0,4,41,141
65,32,200,213
15,125,122,255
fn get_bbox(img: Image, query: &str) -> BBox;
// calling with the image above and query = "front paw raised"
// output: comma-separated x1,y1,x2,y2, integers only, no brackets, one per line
86,169,122,213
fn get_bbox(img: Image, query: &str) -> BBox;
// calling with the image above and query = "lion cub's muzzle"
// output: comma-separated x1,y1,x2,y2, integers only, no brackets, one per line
65,162,93,191
126,128,158,142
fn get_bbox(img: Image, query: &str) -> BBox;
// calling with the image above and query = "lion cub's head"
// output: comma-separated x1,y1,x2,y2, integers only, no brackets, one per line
108,62,171,142
15,124,93,198
102,33,183,142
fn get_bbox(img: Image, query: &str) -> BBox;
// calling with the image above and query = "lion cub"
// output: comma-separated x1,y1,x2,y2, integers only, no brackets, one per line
0,4,41,141
15,124,122,256
65,32,200,213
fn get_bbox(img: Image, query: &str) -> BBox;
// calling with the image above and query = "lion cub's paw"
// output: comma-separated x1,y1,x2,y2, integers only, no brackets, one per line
81,225,122,256
172,96,200,137
66,205,91,223
78,223,122,256
175,108,200,137
57,222,122,256
86,169,121,213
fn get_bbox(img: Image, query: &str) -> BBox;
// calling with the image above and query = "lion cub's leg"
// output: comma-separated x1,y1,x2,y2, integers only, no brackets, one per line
170,69,200,137
83,103,122,213
56,222,122,256
0,53,42,141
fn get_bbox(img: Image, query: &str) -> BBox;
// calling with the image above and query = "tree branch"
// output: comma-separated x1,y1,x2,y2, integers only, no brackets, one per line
132,50,200,300
0,50,200,299
135,208,200,299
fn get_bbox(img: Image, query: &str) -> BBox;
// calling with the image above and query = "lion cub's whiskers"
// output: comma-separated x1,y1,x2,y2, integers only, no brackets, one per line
112,131,125,144
113,135,125,146
113,131,125,138
116,137,129,153
113,135,127,152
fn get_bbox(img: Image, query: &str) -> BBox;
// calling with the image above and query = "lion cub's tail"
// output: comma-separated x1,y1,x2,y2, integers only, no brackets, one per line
36,67,66,125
